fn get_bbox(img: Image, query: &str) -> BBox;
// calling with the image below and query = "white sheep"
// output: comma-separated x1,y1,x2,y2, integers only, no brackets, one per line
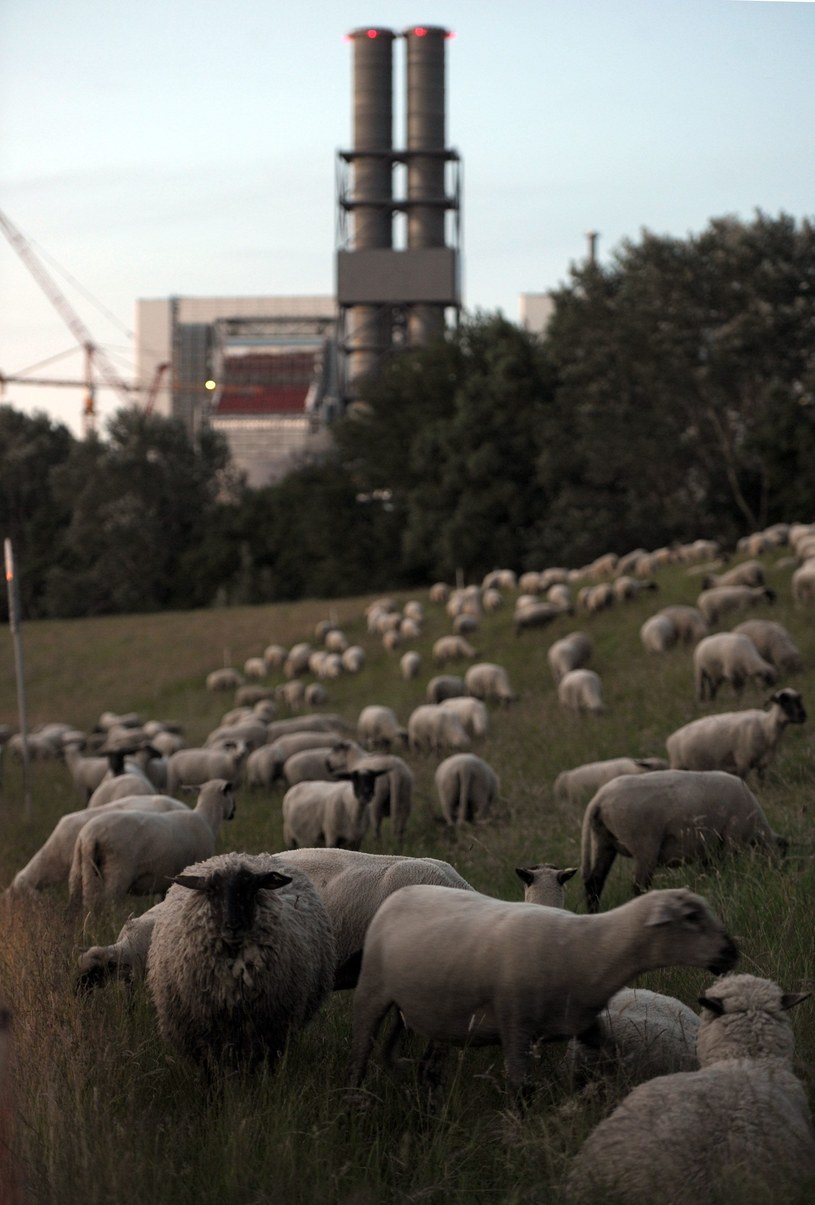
666,687,806,778
547,631,592,684
399,651,421,681
7,794,190,895
357,705,408,750
693,631,777,701
166,742,247,795
425,675,467,704
515,600,566,634
464,661,518,705
68,779,236,911
348,886,738,1101
580,768,787,910
280,748,334,787
61,736,110,802
438,696,490,740
654,604,709,645
566,974,815,1204
733,619,803,674
325,740,413,846
553,756,669,805
640,613,679,653
341,645,366,674
146,852,336,1076
407,704,471,754
696,584,776,625
613,575,658,602
434,753,500,826
701,558,766,589
431,635,478,665
792,557,815,605
281,768,386,849
515,863,577,907
557,668,606,714
205,668,244,692
265,713,351,742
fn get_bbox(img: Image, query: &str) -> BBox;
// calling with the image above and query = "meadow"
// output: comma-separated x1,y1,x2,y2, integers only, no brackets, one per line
0,555,813,1204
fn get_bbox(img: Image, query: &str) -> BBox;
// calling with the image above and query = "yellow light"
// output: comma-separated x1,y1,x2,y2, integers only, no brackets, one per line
204,379,217,391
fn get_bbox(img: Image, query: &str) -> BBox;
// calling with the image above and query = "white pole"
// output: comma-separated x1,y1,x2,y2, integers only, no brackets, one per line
4,539,31,815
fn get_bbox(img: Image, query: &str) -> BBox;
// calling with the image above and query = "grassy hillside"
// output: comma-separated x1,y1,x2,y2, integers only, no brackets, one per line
0,555,813,1204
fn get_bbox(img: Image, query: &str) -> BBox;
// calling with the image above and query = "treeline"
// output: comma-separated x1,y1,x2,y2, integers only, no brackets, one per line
2,210,814,620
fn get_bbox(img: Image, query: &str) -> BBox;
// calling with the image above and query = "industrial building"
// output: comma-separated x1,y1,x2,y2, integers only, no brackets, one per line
133,24,462,487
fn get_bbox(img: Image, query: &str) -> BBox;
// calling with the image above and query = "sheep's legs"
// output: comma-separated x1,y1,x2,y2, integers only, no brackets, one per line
584,845,616,913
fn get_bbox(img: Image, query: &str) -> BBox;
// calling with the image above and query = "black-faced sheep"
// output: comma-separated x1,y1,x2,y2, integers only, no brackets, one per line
281,768,386,849
325,740,414,847
665,687,806,779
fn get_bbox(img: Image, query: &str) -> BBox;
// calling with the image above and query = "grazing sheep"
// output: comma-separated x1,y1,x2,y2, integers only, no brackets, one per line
325,740,413,846
580,769,787,910
407,704,471,754
696,584,776,625
515,600,565,634
613,575,658,602
265,714,350,741
438,696,490,740
399,651,421,681
243,656,267,680
425,675,467,704
68,779,236,911
205,719,268,751
206,668,244,692
348,887,737,1100
693,632,777,701
341,645,366,674
281,748,334,787
558,668,606,715
245,732,340,790
357,705,407,751
429,582,450,604
7,795,190,895
515,864,577,907
281,768,386,849
146,852,335,1076
566,974,815,1204
166,743,247,795
431,635,478,666
791,558,815,605
547,632,592,684
640,613,679,654
61,736,110,802
464,661,518,705
77,897,171,991
553,756,669,805
654,604,709,645
666,687,806,779
434,753,500,826
702,558,766,589
733,619,803,674
283,642,312,678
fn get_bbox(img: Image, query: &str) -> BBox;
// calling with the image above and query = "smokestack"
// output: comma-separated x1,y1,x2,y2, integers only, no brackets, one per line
586,230,599,265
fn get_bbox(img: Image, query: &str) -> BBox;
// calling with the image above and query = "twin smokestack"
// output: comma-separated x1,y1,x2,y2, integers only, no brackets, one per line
337,26,461,403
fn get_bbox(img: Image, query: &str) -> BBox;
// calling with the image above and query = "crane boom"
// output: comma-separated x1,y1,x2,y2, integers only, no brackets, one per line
0,209,135,433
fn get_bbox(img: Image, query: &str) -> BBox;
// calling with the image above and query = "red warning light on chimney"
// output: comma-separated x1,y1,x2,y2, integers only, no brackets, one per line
413,27,427,36
366,29,378,38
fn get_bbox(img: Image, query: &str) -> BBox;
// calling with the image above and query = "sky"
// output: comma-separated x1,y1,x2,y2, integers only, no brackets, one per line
1,0,814,437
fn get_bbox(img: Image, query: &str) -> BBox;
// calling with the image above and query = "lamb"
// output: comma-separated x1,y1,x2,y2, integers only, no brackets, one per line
640,613,679,653
407,704,471,754
325,740,413,846
547,631,592,684
348,886,738,1100
425,675,467,704
553,756,669,805
565,974,815,1204
733,619,803,674
557,668,606,714
434,753,500,826
357,705,408,750
7,794,190,895
146,852,335,1076
654,604,709,645
701,558,766,589
166,742,247,795
692,631,777,701
696,584,776,625
464,661,518,705
580,769,787,910
68,779,236,911
281,768,387,849
665,687,806,778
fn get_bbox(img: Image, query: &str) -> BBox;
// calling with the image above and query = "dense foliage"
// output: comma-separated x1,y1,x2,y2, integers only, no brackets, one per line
1,211,813,619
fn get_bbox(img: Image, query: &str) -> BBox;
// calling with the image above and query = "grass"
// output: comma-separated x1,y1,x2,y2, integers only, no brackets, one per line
1,554,814,1203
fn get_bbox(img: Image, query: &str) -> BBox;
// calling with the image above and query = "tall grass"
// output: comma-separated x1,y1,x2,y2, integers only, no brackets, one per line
0,556,813,1203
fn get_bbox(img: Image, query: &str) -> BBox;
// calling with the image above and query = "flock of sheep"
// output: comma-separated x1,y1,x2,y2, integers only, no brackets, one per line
3,518,815,1201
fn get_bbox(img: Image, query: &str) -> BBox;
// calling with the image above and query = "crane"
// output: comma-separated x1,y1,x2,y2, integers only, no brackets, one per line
0,208,135,436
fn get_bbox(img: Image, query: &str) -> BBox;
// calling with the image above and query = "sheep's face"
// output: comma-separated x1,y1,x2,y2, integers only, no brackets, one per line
171,866,292,952
643,889,738,975
770,688,806,725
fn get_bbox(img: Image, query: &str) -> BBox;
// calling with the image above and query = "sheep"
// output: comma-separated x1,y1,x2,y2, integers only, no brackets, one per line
265,714,350,741
283,642,312,678
61,735,110,802
166,742,247,795
515,863,577,907
205,719,268,751
613,575,658,602
665,687,806,779
464,661,518,705
281,748,334,787
281,768,387,849
206,668,244,692
325,740,413,846
429,581,450,604
557,668,606,714
438,696,490,740
434,753,500,826
245,731,343,789
77,897,171,991
733,618,804,674
68,779,237,911
640,613,678,654
86,742,163,807
791,557,815,605
304,683,328,708
146,852,335,1076
654,604,708,645
431,635,478,665
692,631,777,701
425,675,467,704
357,705,407,750
553,756,669,805
577,582,615,614
547,631,592,684
514,600,565,634
696,584,776,625
347,886,738,1101
702,558,766,589
341,645,365,674
263,643,288,670
7,794,190,895
565,974,815,1204
243,656,267,680
580,769,787,911
407,704,471,754
399,651,421,681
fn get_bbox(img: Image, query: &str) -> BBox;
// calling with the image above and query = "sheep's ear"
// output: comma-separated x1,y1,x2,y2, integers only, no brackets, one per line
558,867,578,885
515,867,533,886
643,893,686,927
170,874,212,893
698,994,725,1016
780,991,810,1012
